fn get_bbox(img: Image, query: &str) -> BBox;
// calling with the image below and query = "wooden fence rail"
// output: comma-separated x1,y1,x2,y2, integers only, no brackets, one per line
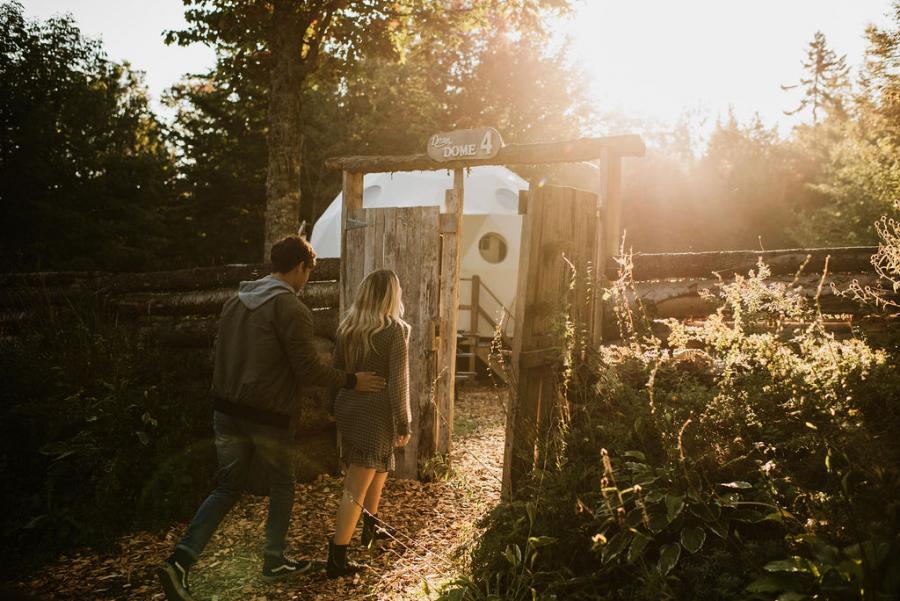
605,247,896,320
609,247,877,281
0,258,344,481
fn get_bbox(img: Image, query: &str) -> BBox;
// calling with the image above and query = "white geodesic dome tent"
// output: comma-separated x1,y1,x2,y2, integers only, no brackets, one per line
310,166,528,335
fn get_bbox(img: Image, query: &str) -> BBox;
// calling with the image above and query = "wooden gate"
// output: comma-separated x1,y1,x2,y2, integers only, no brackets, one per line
340,204,457,479
502,184,604,496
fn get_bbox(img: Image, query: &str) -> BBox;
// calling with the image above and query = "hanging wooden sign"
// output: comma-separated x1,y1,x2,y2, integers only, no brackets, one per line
427,127,503,162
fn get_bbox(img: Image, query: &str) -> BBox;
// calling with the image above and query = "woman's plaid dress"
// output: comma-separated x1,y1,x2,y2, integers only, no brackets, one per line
331,320,411,472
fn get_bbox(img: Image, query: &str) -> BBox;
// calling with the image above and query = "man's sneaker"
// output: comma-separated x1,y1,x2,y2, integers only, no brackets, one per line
262,555,314,583
157,556,195,601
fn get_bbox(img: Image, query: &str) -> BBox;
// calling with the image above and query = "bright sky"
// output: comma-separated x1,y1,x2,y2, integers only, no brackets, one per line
20,0,896,134
563,0,895,135
21,0,216,115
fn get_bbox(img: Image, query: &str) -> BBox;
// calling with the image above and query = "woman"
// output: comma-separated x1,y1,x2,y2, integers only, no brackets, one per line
327,269,412,578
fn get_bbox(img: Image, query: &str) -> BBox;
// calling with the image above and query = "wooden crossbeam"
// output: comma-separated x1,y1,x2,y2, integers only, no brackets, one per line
325,135,645,173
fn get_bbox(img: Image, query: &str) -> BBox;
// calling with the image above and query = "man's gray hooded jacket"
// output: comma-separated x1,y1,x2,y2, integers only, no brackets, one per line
211,275,349,423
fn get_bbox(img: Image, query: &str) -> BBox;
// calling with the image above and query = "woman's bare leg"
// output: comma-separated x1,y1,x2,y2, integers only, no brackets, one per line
333,465,375,545
363,471,388,515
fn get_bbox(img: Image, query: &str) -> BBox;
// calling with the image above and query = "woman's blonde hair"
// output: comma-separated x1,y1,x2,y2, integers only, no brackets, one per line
337,269,406,370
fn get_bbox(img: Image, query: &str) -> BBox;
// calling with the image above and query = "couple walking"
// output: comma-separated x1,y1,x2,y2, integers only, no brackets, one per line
157,235,413,601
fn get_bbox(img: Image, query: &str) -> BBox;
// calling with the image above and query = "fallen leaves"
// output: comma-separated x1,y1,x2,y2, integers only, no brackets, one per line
12,385,505,601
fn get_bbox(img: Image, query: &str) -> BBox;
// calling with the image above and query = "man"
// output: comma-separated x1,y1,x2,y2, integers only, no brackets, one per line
158,236,385,601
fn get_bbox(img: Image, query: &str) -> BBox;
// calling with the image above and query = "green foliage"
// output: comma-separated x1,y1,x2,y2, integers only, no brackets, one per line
0,298,216,577
163,70,267,265
441,259,900,600
788,7,900,247
0,2,175,272
163,7,594,246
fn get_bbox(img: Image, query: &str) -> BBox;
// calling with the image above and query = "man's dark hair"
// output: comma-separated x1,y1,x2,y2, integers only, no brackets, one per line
270,236,316,273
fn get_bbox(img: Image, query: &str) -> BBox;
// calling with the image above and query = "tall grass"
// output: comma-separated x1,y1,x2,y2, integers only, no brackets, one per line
441,254,900,600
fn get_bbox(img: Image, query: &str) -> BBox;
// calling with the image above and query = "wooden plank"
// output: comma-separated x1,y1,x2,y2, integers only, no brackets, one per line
340,171,364,316
503,184,603,497
574,188,601,352
591,186,606,347
374,207,386,271
503,186,540,497
392,208,418,480
363,207,376,276
534,369,557,470
419,206,442,472
469,275,480,370
437,188,462,456
603,152,623,260
448,169,465,449
438,212,457,234
504,367,541,493
343,207,366,310
325,135,646,173
379,205,442,479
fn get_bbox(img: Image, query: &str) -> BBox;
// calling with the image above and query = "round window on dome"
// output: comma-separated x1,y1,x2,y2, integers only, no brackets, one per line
478,233,508,264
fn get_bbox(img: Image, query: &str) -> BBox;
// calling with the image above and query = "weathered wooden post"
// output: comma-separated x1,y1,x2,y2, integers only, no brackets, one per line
340,170,364,316
601,150,623,260
469,274,481,373
502,184,604,497
436,168,465,456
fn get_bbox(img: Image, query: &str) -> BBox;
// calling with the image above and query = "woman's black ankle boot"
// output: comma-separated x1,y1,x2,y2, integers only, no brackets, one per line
326,537,363,579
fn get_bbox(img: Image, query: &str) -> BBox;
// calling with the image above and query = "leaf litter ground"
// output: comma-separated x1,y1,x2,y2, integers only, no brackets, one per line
15,385,506,600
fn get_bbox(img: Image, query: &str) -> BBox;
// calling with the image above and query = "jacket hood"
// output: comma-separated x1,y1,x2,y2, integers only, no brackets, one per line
237,275,295,310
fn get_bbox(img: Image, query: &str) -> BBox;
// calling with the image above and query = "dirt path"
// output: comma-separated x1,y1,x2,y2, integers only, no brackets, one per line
15,386,506,600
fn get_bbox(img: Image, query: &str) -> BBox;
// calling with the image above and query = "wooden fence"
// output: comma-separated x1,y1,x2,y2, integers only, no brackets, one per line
604,247,894,322
0,258,342,480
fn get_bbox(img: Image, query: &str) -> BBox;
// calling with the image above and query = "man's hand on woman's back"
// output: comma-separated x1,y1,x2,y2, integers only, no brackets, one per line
354,371,386,392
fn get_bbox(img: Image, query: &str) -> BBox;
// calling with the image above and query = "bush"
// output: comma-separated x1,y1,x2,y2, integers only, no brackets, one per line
441,260,900,600
0,298,216,576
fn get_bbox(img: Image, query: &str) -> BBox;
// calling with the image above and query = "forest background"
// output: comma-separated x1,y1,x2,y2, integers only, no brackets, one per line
2,0,898,273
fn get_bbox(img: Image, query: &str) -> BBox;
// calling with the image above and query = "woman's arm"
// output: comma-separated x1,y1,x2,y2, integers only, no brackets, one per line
388,323,412,437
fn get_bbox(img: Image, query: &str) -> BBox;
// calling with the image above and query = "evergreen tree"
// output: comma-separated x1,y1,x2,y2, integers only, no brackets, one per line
858,0,900,131
782,31,850,124
0,2,174,272
788,4,900,246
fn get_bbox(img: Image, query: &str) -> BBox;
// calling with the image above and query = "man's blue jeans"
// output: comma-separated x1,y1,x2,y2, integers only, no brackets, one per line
176,411,296,561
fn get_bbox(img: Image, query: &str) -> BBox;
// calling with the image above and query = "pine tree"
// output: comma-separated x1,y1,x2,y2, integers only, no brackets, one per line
782,31,850,124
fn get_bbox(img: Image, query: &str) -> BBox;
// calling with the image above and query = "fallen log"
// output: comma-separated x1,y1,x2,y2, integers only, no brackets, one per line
98,258,340,294
0,271,104,289
0,286,99,309
113,281,339,318
609,247,878,281
638,316,895,349
623,272,896,319
136,308,339,347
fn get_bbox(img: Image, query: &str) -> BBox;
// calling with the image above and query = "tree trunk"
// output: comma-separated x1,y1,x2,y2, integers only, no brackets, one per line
264,2,306,259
